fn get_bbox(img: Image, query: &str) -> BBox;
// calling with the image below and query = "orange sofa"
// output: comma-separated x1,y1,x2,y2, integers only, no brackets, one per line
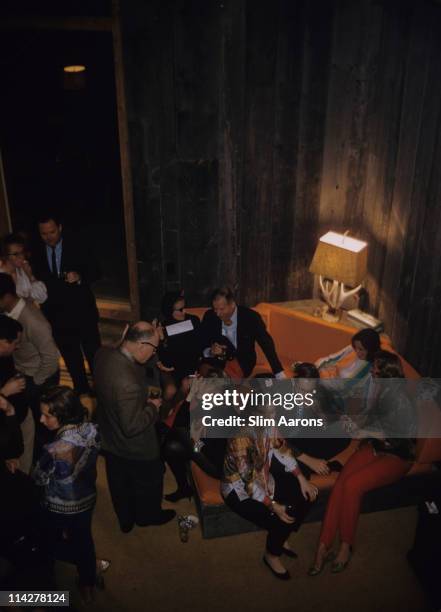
186,303,441,538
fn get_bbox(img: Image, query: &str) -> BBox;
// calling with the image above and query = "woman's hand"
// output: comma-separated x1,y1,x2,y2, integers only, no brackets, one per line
301,455,330,475
21,260,35,280
156,361,175,373
271,501,295,524
0,395,15,416
1,376,26,397
298,475,319,501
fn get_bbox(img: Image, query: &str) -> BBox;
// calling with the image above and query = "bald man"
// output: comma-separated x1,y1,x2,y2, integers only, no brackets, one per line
94,322,175,532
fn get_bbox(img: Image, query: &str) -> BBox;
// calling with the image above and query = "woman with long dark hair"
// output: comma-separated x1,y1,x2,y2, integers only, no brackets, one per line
32,386,109,603
308,351,415,576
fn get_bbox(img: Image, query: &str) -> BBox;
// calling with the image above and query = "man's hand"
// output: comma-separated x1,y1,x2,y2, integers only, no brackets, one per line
148,397,163,410
65,271,81,284
0,395,15,416
1,375,26,397
5,459,20,474
271,501,295,524
298,475,319,501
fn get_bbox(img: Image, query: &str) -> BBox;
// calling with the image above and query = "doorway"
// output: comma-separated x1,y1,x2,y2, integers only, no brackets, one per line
0,6,139,321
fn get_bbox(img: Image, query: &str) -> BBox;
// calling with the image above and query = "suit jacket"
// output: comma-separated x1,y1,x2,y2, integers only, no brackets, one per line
94,347,161,461
200,305,283,377
32,233,100,332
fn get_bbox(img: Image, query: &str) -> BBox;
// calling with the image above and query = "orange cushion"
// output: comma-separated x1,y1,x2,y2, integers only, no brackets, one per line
191,462,223,505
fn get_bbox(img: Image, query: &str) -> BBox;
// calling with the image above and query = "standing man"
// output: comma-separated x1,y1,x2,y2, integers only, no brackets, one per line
33,213,101,395
200,287,286,378
0,315,32,473
94,322,176,533
0,273,60,460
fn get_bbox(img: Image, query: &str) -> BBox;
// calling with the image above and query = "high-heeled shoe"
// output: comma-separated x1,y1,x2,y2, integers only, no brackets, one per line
164,485,193,503
282,546,298,559
331,547,352,573
307,549,336,576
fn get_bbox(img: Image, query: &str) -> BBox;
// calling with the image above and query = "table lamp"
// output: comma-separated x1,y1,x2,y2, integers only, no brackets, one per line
309,231,368,322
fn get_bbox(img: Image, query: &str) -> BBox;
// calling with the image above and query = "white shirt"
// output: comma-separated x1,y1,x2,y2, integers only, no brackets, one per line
222,306,238,348
7,297,26,320
0,265,47,304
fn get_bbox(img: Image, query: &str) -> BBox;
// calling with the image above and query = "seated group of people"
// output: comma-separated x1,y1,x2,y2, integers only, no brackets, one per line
0,272,416,600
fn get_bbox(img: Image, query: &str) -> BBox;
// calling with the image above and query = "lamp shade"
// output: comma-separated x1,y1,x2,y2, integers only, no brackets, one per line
309,231,368,286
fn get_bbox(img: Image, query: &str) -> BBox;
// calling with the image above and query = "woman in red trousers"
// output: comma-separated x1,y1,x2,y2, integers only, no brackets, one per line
308,350,416,575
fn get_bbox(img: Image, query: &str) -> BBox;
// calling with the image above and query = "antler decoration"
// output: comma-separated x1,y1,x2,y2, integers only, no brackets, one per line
319,276,361,310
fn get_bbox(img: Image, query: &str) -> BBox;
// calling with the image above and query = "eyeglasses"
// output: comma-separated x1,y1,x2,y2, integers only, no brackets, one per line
139,341,158,353
7,251,25,258
173,307,185,312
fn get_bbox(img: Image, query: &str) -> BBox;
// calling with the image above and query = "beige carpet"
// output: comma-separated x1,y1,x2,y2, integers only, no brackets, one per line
53,459,430,612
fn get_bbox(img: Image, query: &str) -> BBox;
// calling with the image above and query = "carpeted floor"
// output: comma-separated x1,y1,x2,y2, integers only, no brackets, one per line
54,459,431,612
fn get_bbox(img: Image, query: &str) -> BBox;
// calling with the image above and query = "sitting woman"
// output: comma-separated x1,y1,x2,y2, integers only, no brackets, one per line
287,362,350,476
308,351,415,576
32,386,109,603
0,234,47,304
315,328,381,388
157,290,201,383
222,402,318,580
160,361,228,502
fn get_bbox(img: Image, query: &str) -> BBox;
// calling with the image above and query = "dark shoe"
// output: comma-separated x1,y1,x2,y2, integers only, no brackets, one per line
307,550,336,576
263,555,291,580
137,509,176,526
120,522,134,534
282,546,298,559
331,547,352,573
164,485,193,503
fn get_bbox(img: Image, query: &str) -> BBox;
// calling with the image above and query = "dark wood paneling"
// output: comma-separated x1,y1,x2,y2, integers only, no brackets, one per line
120,0,441,374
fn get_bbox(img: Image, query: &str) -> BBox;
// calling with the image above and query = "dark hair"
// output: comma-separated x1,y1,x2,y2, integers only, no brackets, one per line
197,359,225,378
0,273,17,299
40,386,87,425
124,322,155,343
211,286,235,303
373,350,404,378
0,314,22,341
1,233,26,257
351,328,381,361
161,290,184,319
292,362,320,378
37,212,62,226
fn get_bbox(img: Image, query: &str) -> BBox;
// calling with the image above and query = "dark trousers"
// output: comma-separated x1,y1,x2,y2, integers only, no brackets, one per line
161,425,225,491
41,508,96,587
53,321,101,393
104,452,165,529
224,467,313,556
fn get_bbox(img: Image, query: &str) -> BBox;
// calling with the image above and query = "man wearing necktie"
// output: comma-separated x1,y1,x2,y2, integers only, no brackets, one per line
33,214,101,395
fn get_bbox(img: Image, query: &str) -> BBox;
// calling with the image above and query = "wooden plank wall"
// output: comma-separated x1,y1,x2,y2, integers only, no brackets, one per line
120,0,441,375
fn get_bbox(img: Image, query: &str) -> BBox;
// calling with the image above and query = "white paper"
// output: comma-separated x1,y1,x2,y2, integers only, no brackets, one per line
166,319,194,336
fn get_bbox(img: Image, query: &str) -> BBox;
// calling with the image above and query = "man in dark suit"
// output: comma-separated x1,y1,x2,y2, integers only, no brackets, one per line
33,214,101,394
94,321,175,533
200,287,286,378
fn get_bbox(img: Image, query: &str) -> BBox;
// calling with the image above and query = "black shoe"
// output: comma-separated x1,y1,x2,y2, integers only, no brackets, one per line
263,555,291,580
120,522,134,533
137,510,176,527
164,486,193,503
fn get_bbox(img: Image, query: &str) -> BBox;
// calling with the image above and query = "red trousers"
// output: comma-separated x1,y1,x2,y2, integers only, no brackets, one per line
320,443,410,547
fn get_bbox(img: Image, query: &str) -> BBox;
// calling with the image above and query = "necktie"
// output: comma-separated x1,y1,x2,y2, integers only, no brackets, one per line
51,247,58,278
